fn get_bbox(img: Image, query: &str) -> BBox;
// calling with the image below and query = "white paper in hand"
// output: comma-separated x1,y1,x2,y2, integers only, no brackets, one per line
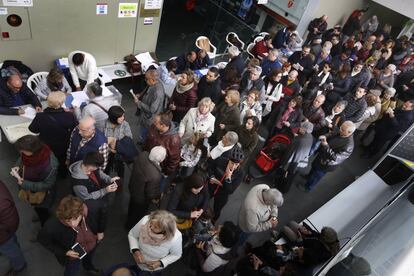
20,107,36,120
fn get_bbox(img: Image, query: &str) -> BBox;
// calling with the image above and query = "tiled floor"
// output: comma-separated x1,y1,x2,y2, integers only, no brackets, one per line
0,79,380,275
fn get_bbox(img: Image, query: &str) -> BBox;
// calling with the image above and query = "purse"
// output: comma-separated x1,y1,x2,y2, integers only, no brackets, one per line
18,189,46,205
176,218,193,230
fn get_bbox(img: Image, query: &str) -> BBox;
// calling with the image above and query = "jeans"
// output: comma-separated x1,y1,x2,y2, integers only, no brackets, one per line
309,140,321,157
64,247,96,276
137,125,149,144
0,235,26,272
305,166,327,191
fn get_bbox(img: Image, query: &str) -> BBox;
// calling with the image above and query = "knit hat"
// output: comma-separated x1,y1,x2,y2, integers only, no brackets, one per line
149,146,167,164
320,227,338,244
300,121,314,134
262,188,284,207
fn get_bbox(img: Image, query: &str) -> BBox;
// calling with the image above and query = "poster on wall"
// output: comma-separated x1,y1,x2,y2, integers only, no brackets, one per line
118,3,138,18
0,7,8,15
258,0,268,4
144,0,163,10
96,3,108,15
2,0,33,7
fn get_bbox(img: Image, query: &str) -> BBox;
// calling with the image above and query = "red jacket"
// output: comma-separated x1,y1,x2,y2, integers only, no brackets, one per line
0,181,19,244
252,40,270,59
168,83,198,122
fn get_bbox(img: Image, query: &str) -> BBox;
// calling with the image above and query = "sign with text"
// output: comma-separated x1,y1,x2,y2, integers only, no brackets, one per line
118,3,138,18
2,0,32,7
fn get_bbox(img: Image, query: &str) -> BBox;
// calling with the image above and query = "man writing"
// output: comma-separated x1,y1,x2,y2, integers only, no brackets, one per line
68,50,99,91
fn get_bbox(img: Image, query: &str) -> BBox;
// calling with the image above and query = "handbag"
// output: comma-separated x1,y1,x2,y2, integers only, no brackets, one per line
255,150,277,173
18,189,46,205
124,55,142,74
176,218,193,230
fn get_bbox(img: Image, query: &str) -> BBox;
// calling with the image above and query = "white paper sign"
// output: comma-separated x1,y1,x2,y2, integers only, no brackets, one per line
96,3,108,15
143,17,153,25
2,0,33,7
258,0,268,4
0,7,8,15
144,0,162,10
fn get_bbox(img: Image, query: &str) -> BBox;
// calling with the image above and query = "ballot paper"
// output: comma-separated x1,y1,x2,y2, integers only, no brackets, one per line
5,121,35,143
71,91,89,107
135,52,156,72
20,106,36,120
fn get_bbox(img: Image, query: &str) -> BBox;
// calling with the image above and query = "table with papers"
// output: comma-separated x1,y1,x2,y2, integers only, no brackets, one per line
0,85,122,143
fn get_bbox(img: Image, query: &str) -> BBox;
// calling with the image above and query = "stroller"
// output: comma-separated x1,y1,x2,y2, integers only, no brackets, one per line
246,133,292,182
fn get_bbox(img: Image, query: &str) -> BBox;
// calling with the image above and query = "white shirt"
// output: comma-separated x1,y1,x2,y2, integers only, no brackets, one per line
68,51,98,88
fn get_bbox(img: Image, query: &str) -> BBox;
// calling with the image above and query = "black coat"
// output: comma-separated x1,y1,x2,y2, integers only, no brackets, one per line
29,108,78,160
128,151,162,204
288,51,314,85
38,202,101,266
197,76,222,104
223,55,245,78
343,94,367,123
374,109,414,142
167,182,209,219
0,78,41,115
272,27,290,49
213,103,241,141
314,134,354,171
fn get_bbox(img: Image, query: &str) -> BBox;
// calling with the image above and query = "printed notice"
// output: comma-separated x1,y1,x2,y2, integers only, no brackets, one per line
0,7,7,15
144,0,162,10
143,17,153,25
118,3,138,18
2,0,33,7
96,3,108,15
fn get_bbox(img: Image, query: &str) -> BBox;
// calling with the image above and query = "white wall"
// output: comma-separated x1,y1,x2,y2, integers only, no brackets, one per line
371,0,414,20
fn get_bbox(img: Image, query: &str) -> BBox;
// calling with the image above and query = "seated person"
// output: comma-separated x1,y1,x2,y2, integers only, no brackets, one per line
193,49,212,70
158,59,177,86
252,35,274,60
0,74,42,115
175,51,197,74
34,67,72,100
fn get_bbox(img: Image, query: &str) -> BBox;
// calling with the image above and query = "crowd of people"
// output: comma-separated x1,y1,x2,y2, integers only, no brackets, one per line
0,7,412,276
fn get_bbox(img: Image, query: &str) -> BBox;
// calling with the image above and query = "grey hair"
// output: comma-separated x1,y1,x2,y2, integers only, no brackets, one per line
149,146,167,165
224,131,238,145
148,210,177,241
335,100,348,109
228,46,240,57
251,65,262,75
262,188,284,207
341,120,356,134
198,97,215,112
385,87,396,97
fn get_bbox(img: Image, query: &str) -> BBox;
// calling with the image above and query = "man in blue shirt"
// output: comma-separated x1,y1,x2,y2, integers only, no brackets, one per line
0,74,42,115
261,49,282,77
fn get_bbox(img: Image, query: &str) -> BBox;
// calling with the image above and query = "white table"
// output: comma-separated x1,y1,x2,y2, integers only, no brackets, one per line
0,85,122,143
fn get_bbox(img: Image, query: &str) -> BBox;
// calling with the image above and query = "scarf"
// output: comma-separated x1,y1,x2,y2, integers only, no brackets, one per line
276,106,294,129
195,110,209,125
210,141,234,160
21,144,52,182
317,71,330,86
139,220,167,246
175,81,194,93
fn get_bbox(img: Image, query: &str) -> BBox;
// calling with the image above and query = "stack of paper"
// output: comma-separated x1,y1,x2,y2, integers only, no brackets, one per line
135,52,156,72
20,107,37,120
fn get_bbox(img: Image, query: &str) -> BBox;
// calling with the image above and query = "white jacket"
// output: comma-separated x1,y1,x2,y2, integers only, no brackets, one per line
238,184,275,233
128,216,182,271
68,51,98,88
202,236,231,272
179,108,215,144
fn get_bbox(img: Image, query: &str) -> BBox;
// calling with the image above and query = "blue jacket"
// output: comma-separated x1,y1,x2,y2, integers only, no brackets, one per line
0,78,41,115
68,128,107,164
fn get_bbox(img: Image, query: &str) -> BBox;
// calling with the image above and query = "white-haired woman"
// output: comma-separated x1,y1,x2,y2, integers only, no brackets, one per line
128,210,182,273
179,97,216,144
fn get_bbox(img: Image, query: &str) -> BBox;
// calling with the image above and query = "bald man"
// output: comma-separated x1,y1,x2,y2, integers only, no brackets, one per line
66,116,109,169
301,121,355,191
0,74,42,115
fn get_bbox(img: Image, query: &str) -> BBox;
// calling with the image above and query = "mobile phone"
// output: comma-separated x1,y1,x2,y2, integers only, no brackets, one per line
71,243,87,259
